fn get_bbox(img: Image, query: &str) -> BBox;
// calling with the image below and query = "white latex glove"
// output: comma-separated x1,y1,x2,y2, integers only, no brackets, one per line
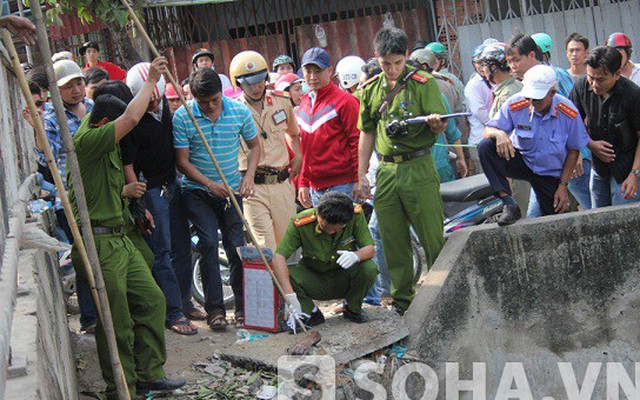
284,293,309,334
285,293,302,316
336,250,360,269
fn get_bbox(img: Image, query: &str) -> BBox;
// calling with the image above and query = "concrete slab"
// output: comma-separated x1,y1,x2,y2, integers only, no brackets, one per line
220,307,407,370
405,203,640,399
7,355,28,378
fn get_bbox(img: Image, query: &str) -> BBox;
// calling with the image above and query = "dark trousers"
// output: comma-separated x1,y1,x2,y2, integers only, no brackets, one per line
478,138,559,216
182,189,244,316
144,179,192,326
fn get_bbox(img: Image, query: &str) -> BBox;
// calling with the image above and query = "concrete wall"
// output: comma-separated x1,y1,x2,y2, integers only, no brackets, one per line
0,37,77,399
406,204,640,399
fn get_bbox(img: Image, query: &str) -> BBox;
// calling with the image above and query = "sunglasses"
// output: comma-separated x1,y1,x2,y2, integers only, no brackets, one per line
524,97,544,104
34,100,45,107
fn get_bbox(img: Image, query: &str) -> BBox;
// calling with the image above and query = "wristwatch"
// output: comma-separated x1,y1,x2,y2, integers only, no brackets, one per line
632,169,640,178
559,180,569,187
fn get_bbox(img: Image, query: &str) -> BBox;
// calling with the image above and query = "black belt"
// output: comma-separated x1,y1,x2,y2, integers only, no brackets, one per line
380,148,431,163
92,225,125,235
253,167,290,185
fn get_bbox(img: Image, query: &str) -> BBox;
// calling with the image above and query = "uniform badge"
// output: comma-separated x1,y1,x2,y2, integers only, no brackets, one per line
272,109,287,125
410,73,429,84
516,124,532,131
266,96,273,106
340,237,355,247
556,102,578,119
510,99,529,112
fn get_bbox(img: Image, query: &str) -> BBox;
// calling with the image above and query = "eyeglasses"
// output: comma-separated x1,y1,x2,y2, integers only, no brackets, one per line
34,100,45,107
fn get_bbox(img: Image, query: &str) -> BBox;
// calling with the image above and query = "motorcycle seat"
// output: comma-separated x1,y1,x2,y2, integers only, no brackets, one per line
439,174,494,203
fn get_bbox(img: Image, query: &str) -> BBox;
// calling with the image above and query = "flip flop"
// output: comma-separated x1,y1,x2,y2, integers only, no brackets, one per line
234,312,244,328
184,307,207,321
207,313,228,331
169,318,198,336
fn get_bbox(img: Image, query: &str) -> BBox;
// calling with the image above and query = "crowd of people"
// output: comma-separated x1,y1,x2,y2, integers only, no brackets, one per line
15,20,640,397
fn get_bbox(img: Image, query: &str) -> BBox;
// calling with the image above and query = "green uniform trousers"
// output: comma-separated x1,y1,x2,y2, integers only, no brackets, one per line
72,233,167,399
288,260,378,315
126,229,154,269
374,155,444,311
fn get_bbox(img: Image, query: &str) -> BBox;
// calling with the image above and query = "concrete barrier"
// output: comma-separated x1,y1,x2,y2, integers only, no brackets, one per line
405,204,640,399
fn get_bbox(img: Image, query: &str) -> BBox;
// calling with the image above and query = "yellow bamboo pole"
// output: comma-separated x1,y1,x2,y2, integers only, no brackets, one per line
18,6,133,398
120,0,306,332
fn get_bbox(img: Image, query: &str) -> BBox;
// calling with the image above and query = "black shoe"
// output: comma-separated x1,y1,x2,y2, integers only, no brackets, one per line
343,307,369,323
497,204,521,226
391,305,406,316
307,308,325,326
136,377,186,394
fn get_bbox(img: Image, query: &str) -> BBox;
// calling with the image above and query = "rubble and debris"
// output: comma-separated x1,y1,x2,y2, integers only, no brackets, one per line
287,330,322,355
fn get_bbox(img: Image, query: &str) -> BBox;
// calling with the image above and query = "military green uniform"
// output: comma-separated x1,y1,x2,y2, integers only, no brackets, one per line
68,118,166,399
358,66,447,311
275,206,378,315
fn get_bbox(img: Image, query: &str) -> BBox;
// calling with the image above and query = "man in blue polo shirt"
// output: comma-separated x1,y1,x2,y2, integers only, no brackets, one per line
478,64,590,225
173,68,261,331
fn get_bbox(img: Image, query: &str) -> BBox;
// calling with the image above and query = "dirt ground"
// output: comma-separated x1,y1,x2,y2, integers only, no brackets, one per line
73,299,406,400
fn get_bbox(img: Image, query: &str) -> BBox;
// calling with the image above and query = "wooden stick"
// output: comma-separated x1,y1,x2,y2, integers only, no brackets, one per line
25,6,132,399
119,0,307,332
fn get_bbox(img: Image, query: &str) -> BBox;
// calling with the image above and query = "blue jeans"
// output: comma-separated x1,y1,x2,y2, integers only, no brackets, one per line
590,168,640,207
527,159,592,218
182,189,244,315
363,210,391,305
145,180,192,326
310,182,355,206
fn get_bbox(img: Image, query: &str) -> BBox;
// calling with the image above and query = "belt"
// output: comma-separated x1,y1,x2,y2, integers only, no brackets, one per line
92,225,125,235
253,167,290,185
380,148,431,163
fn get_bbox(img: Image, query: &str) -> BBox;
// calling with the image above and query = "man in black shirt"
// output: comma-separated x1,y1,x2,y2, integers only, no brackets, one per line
570,46,640,207
122,63,200,335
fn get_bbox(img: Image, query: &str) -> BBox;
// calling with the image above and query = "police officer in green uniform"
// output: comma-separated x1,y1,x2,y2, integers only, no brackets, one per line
272,192,378,331
68,57,185,398
355,27,448,315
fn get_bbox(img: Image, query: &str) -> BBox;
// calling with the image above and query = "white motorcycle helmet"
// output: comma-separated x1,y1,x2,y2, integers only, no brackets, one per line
126,62,166,100
335,55,366,90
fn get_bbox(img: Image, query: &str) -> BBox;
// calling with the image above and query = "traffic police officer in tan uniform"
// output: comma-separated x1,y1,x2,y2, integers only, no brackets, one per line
230,51,302,250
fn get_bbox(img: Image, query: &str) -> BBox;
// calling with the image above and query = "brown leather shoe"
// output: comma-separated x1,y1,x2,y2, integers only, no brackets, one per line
497,204,522,226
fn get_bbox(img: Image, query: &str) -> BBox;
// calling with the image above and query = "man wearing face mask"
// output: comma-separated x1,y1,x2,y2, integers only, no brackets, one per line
230,50,302,251
478,65,590,225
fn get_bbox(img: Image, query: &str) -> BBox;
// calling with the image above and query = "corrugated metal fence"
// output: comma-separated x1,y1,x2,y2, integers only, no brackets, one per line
144,0,436,82
432,0,640,81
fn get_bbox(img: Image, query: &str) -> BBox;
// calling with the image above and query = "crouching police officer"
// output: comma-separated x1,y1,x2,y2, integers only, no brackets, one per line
272,192,378,331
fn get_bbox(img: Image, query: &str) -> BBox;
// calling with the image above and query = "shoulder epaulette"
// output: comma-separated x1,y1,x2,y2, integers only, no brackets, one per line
294,214,316,227
410,72,429,84
354,204,363,214
509,99,530,112
556,102,578,119
271,90,290,99
359,73,381,89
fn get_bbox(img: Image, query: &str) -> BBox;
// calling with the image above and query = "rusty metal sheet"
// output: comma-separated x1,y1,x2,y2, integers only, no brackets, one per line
49,13,107,41
169,34,288,82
